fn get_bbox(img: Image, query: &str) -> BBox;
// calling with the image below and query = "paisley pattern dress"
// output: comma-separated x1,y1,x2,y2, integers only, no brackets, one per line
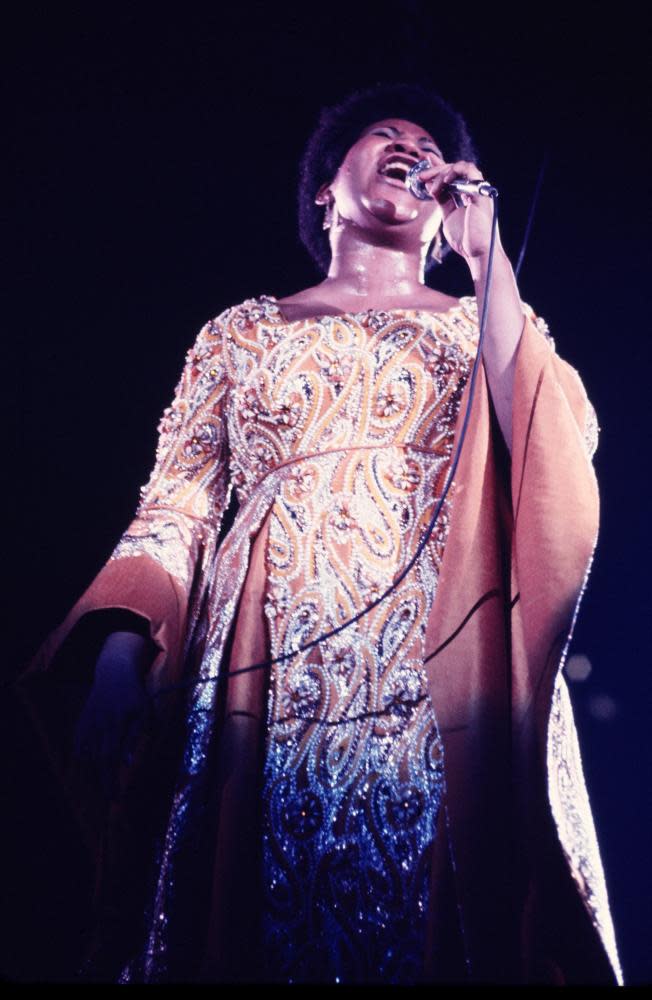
109,293,480,982
24,288,625,985
250,299,474,982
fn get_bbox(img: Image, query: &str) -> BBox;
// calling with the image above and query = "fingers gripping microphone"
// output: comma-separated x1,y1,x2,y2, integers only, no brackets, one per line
406,159,498,200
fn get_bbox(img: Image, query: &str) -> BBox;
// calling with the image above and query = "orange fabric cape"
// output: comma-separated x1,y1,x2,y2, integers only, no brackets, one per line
17,311,622,984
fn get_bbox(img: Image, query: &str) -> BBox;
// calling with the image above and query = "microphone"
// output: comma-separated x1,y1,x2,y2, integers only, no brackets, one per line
406,159,498,201
447,178,498,198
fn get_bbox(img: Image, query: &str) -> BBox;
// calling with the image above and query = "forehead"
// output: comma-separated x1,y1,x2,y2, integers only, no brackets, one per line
360,117,439,147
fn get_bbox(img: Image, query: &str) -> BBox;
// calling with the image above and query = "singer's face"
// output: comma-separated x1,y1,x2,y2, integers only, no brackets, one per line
325,118,445,243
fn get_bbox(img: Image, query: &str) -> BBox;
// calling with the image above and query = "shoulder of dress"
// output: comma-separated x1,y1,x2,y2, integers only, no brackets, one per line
200,303,238,336
452,297,557,351
179,306,237,379
217,295,280,329
436,296,480,347
456,295,479,324
198,296,281,346
521,301,556,350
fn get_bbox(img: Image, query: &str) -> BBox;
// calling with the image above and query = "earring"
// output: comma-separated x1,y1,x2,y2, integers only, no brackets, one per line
429,230,444,265
322,200,334,231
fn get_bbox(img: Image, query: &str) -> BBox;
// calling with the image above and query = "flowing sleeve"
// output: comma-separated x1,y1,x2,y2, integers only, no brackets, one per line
511,306,621,982
25,308,233,696
424,299,622,984
520,301,600,462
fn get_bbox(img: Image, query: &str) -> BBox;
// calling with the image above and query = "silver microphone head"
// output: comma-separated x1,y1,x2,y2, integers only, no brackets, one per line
406,161,499,201
405,159,435,201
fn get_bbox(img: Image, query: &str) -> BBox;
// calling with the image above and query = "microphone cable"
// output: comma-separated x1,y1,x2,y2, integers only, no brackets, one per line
515,152,548,281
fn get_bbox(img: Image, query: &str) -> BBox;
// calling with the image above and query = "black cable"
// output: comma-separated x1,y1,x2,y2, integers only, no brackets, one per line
515,153,548,281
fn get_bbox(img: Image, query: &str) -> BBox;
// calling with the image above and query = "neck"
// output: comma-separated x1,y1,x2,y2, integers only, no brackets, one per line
321,218,431,302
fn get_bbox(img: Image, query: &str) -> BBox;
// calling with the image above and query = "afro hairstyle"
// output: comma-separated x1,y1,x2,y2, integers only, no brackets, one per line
297,82,478,276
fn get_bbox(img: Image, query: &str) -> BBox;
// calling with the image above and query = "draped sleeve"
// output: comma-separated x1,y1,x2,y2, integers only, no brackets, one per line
520,301,600,462
424,298,622,984
23,308,233,697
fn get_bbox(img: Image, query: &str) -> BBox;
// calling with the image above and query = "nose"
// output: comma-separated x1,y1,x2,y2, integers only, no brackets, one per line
385,138,422,162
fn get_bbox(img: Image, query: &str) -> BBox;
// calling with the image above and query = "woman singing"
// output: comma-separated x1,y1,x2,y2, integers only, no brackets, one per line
20,83,622,984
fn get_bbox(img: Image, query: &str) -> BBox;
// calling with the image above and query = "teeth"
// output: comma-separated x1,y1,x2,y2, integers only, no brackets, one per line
379,160,412,179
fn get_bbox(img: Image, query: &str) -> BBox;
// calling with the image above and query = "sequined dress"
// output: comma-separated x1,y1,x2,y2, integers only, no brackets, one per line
112,293,478,982
23,292,624,985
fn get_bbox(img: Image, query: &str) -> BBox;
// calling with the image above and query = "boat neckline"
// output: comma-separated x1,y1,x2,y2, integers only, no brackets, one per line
260,293,476,326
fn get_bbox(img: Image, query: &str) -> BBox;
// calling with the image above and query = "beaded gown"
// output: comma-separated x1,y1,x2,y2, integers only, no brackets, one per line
22,293,623,984
117,293,475,983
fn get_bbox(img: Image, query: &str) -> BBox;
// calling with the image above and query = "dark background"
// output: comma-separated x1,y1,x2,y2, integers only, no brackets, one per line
3,3,650,983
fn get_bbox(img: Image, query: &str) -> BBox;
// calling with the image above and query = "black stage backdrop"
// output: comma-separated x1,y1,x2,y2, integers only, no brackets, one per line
3,3,650,983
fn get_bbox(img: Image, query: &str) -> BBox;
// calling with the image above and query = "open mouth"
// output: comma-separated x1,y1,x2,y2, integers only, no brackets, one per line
377,155,420,188
379,163,410,182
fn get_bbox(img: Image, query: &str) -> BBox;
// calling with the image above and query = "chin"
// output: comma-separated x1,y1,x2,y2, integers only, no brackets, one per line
361,191,419,225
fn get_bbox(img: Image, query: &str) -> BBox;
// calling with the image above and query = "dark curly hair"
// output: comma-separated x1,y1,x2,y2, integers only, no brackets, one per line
298,82,477,276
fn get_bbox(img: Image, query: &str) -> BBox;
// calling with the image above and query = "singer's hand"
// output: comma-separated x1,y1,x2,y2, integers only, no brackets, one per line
418,160,496,261
74,630,152,801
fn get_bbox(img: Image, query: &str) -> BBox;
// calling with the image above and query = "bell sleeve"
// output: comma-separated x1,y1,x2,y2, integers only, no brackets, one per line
519,302,600,462
424,299,623,984
24,308,233,697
